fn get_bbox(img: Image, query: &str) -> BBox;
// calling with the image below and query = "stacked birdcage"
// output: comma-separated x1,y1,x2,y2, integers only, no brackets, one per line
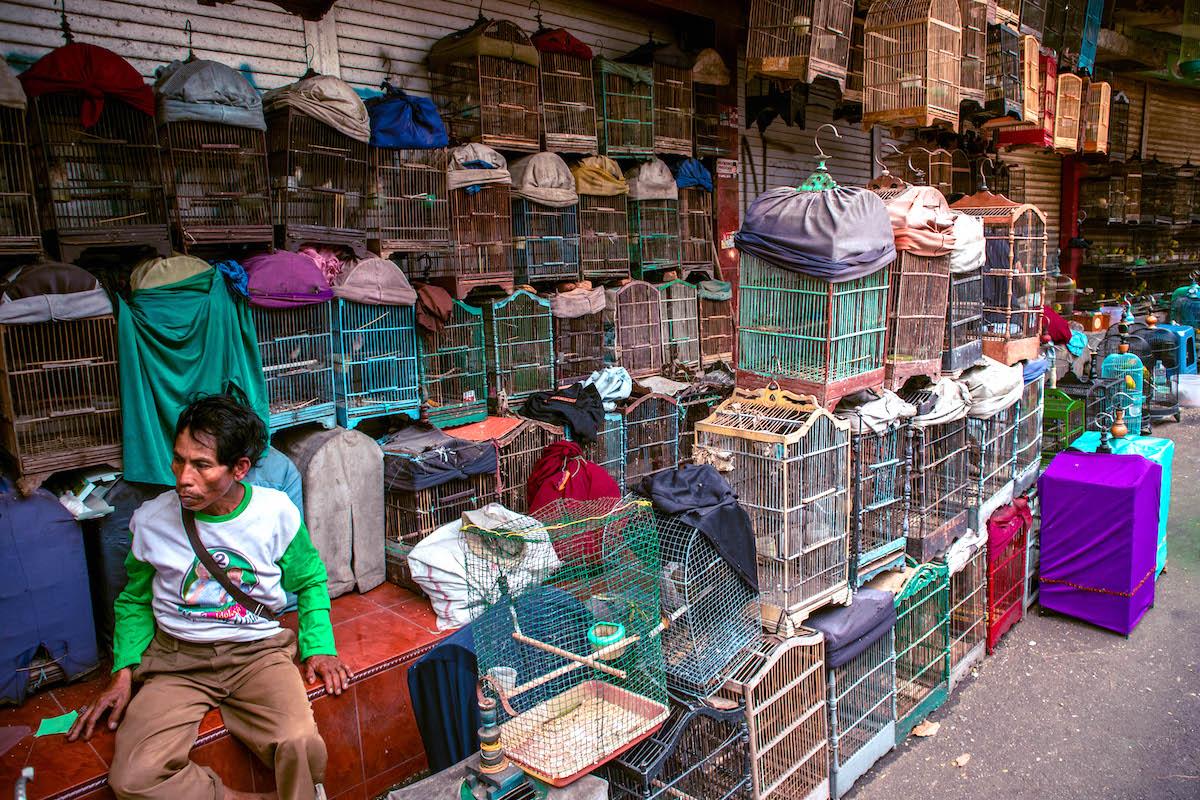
863,0,962,131
264,75,370,256
746,0,856,89
1019,0,1046,36
944,535,987,691
1045,0,1103,72
994,47,1055,148
904,379,972,561
416,296,488,428
697,280,734,367
585,411,626,490
446,143,515,298
510,152,580,285
966,400,1018,520
1107,91,1131,162
1052,72,1084,154
884,146,953,198
887,561,950,743
483,289,555,411
692,49,732,159
676,381,731,465
367,85,450,257
605,281,664,378
467,498,669,786
1023,492,1040,611
617,41,693,156
986,497,1029,652
959,0,988,111
0,61,39,258
531,24,597,154
1082,80,1111,156
983,23,1024,122
450,417,562,515
676,160,716,279
626,159,681,279
549,285,605,386
245,251,337,433
717,632,830,800
155,59,272,253
593,57,653,158
658,279,701,372
695,388,852,625
844,16,867,106
1042,382,1084,463
1172,162,1196,226
621,393,679,487
1139,157,1176,225
1121,157,1144,223
943,211,985,371
331,258,421,428
428,16,540,152
950,188,1047,366
1014,374,1045,493
571,156,631,281
607,699,751,800
22,43,170,262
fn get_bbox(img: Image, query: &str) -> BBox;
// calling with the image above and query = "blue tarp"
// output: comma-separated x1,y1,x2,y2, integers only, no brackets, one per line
674,157,713,191
367,83,448,149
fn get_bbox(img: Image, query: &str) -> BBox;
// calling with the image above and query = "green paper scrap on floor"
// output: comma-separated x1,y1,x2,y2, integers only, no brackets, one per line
34,710,77,737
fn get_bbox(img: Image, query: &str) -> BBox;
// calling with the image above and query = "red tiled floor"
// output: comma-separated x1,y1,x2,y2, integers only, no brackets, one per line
311,687,365,792
332,611,441,677
355,664,424,782
362,752,429,799
363,581,418,609
329,591,385,626
331,782,369,800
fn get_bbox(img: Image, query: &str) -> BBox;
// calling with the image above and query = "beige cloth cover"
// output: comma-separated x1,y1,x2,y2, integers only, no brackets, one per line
332,257,417,306
549,285,605,319
691,48,730,86
447,143,511,191
263,74,370,143
0,59,26,110
428,17,540,70
511,152,578,207
949,211,986,274
571,155,628,197
130,254,213,291
626,158,678,202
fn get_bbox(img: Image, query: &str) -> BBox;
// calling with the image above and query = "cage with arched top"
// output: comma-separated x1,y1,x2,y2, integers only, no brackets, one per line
369,146,450,257
745,0,856,89
1107,90,1131,162
428,16,540,153
888,561,950,743
0,62,39,259
958,0,988,111
605,281,665,379
593,57,654,158
697,281,734,367
532,26,598,154
863,0,962,131
621,393,680,488
1013,374,1044,494
466,498,669,786
1053,72,1084,154
584,410,626,490
483,290,555,410
550,287,605,386
572,156,631,282
332,287,421,429
658,279,701,371
450,416,562,515
1082,80,1111,156
23,44,171,262
944,536,986,691
692,49,733,159
416,297,488,428
694,388,853,625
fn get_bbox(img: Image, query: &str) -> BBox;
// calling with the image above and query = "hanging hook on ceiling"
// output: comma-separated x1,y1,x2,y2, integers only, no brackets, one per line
528,0,543,28
814,123,840,161
184,20,195,62
978,156,995,191
58,0,74,44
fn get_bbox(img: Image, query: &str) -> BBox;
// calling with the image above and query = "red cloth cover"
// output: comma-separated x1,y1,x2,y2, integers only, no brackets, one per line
531,28,593,61
19,43,153,128
1042,305,1072,344
526,440,618,513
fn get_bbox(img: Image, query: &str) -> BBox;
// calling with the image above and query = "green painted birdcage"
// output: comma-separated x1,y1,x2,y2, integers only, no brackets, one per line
888,560,950,743
627,159,681,279
594,57,654,158
483,289,555,411
1042,385,1084,464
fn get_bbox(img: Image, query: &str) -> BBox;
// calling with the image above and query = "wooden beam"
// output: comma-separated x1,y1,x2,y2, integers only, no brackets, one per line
1095,28,1167,70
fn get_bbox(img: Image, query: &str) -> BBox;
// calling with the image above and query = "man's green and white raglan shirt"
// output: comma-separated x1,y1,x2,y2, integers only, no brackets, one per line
112,483,336,671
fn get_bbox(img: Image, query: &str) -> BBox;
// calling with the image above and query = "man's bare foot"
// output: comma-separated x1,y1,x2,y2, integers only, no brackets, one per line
224,789,277,800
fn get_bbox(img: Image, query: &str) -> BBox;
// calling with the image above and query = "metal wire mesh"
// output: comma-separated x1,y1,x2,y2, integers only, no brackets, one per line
905,419,970,561
540,51,598,154
886,251,951,387
851,424,908,587
370,146,450,254
595,62,654,158
0,317,121,478
826,629,895,797
653,63,693,156
716,632,829,800
466,498,668,785
943,265,983,371
512,199,580,285
159,120,271,252
448,184,515,297
1042,386,1083,464
948,546,987,682
693,83,732,159
0,106,42,256
967,405,1017,504
484,290,555,407
553,305,605,387
622,394,680,488
863,0,962,130
658,279,701,371
746,0,856,87
497,419,563,514
678,188,715,279
252,304,336,432
584,411,625,491
694,389,851,619
699,294,734,367
677,387,726,466
893,563,950,738
416,299,488,428
605,281,664,379
333,299,421,428
629,198,681,279
28,94,169,260
1014,376,1044,491
986,510,1026,653
578,193,631,281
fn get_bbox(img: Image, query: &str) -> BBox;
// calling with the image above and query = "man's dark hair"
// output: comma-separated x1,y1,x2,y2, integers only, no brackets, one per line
174,394,267,468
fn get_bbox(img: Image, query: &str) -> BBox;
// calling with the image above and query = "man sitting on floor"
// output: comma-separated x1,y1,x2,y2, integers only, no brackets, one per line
69,394,353,800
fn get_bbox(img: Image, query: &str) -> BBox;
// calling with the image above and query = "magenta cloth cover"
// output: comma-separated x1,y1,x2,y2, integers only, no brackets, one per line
243,251,333,308
1037,452,1160,635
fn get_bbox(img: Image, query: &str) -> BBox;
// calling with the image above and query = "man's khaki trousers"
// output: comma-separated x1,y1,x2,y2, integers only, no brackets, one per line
109,629,327,800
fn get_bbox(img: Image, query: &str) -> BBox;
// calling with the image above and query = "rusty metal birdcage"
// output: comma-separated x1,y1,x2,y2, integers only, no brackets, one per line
593,57,654,158
717,632,829,800
627,159,681,279
251,302,337,433
23,45,170,262
428,16,540,153
945,539,987,692
0,62,40,258
617,40,694,157
550,286,605,386
511,152,580,286
621,393,679,487
370,146,450,256
863,0,962,132
692,49,733,159
450,416,562,515
746,0,856,89
416,296,488,428
951,187,1047,366
904,386,971,561
678,183,716,280
1053,72,1083,154
697,280,734,367
605,281,664,378
572,156,631,281
658,279,701,371
532,25,598,154
695,388,853,626
959,0,988,110
483,289,555,410
0,314,121,485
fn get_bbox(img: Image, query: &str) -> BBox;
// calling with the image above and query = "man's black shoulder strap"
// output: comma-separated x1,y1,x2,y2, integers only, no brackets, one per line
181,507,279,622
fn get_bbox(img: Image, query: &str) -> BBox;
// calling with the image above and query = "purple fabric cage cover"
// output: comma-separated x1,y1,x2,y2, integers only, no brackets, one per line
1038,452,1160,635
244,251,334,308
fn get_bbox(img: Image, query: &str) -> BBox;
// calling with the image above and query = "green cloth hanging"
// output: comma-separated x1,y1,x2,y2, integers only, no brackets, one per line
117,268,268,485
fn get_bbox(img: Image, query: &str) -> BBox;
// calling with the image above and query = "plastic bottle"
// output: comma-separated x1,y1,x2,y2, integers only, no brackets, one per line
1153,360,1169,399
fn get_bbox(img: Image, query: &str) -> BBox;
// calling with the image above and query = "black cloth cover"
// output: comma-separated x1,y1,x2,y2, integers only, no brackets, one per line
521,382,605,443
381,425,498,491
634,464,758,591
806,587,896,668
407,623,479,773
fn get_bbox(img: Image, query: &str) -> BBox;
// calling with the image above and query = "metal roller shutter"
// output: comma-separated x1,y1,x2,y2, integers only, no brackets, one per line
1002,149,1062,269
1144,84,1200,166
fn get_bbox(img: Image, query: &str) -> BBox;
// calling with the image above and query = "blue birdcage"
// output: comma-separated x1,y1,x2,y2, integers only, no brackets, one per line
417,299,488,428
483,289,555,411
252,303,337,433
1100,320,1144,436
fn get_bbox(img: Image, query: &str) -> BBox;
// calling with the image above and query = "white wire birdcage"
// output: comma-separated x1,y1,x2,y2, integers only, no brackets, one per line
1014,374,1044,494
622,394,680,488
252,304,337,433
658,279,701,371
905,409,971,562
966,403,1018,525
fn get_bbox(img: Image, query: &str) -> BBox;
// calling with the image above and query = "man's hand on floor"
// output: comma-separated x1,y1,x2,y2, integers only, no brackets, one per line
304,655,353,696
68,667,132,741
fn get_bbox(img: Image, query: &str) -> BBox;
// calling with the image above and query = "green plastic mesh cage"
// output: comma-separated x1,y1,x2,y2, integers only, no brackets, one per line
1041,385,1084,464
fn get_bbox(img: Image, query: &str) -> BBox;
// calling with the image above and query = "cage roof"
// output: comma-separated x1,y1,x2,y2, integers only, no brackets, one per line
19,42,153,126
262,74,369,142
428,16,539,69
332,256,416,306
243,251,333,308
154,58,265,130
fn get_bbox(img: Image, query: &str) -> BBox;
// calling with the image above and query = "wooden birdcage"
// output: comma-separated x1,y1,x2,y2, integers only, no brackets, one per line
1138,157,1174,225
885,249,953,389
534,29,598,154
1080,169,1121,224
1081,80,1111,155
863,0,962,132
447,184,514,298
994,48,1055,147
692,49,733,159
717,632,829,800
574,156,631,281
1045,0,1104,72
428,17,540,153
698,283,734,367
593,58,654,158
959,0,988,110
333,299,421,428
737,253,890,407
1013,374,1043,494
994,0,1019,25
629,199,681,279
950,189,1046,365
1172,161,1196,225
551,294,605,386
889,562,950,742
252,303,337,433
1107,90,1130,162
849,418,909,587
370,146,450,256
417,298,488,428
1018,0,1046,37
695,388,853,625
511,199,580,286
450,416,562,514
0,315,121,486
843,15,867,105
746,0,856,89
982,25,1038,126
886,147,954,197
1052,73,1083,153
652,53,693,157
967,403,1018,526
678,186,715,279
266,106,369,256
622,393,679,486
904,410,970,561
585,410,626,489
605,281,664,378
676,383,729,466
0,94,40,258
1121,157,1143,224
945,542,986,691
943,264,984,371
658,279,701,371
483,290,554,410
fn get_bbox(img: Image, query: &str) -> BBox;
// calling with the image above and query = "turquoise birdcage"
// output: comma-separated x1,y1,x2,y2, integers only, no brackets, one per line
887,561,950,743
417,299,488,428
333,299,421,429
1100,321,1144,436
658,279,701,371
483,289,555,411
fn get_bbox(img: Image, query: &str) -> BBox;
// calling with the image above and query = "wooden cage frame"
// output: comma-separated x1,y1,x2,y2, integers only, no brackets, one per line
678,186,716,279
863,0,963,132
958,0,988,110
605,281,664,378
0,104,40,258
885,250,952,391
943,265,984,371
994,0,1020,26
658,279,702,371
538,49,598,154
746,0,856,90
946,544,987,691
511,197,581,286
552,299,605,387
370,146,451,256
652,61,694,157
578,192,631,281
446,183,515,299
983,22,1022,121
483,289,555,410
698,287,734,367
1053,72,1084,154
1107,90,1130,162
994,48,1055,148
450,416,562,514
905,417,970,561
1082,80,1111,155
593,58,654,158
621,393,680,487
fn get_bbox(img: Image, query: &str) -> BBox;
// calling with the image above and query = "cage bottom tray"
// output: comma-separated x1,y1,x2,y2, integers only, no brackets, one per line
501,680,668,787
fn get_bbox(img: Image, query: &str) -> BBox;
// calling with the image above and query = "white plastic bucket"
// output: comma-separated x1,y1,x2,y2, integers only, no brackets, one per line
1178,374,1200,408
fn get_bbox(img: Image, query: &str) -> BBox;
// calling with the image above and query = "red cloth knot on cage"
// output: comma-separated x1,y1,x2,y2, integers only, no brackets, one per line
530,28,593,61
19,42,154,128
1042,305,1072,344
526,440,618,516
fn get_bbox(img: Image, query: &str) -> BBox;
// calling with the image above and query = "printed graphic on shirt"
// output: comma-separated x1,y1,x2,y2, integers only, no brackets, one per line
177,548,265,625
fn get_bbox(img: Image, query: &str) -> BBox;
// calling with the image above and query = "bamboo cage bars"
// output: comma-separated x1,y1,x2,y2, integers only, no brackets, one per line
984,23,1022,121
629,198,681,278
1107,91,1130,162
1053,73,1084,153
905,416,970,561
946,544,987,690
967,403,1017,517
447,184,515,298
622,393,680,487
0,104,40,257
578,193,631,281
994,48,1055,147
652,61,693,157
483,290,555,409
538,50,598,154
552,301,605,386
885,250,952,390
416,298,488,428
1014,375,1044,494
605,281,664,378
959,0,988,109
1082,80,1111,155
452,417,562,515
678,187,716,279
370,146,450,256
863,0,963,131
746,0,856,89
658,279,701,371
699,289,734,367
594,59,653,158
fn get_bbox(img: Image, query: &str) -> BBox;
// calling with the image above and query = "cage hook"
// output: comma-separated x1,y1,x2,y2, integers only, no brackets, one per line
528,0,542,28
58,0,74,44
978,156,995,191
184,20,196,62
813,123,840,160
875,142,902,174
